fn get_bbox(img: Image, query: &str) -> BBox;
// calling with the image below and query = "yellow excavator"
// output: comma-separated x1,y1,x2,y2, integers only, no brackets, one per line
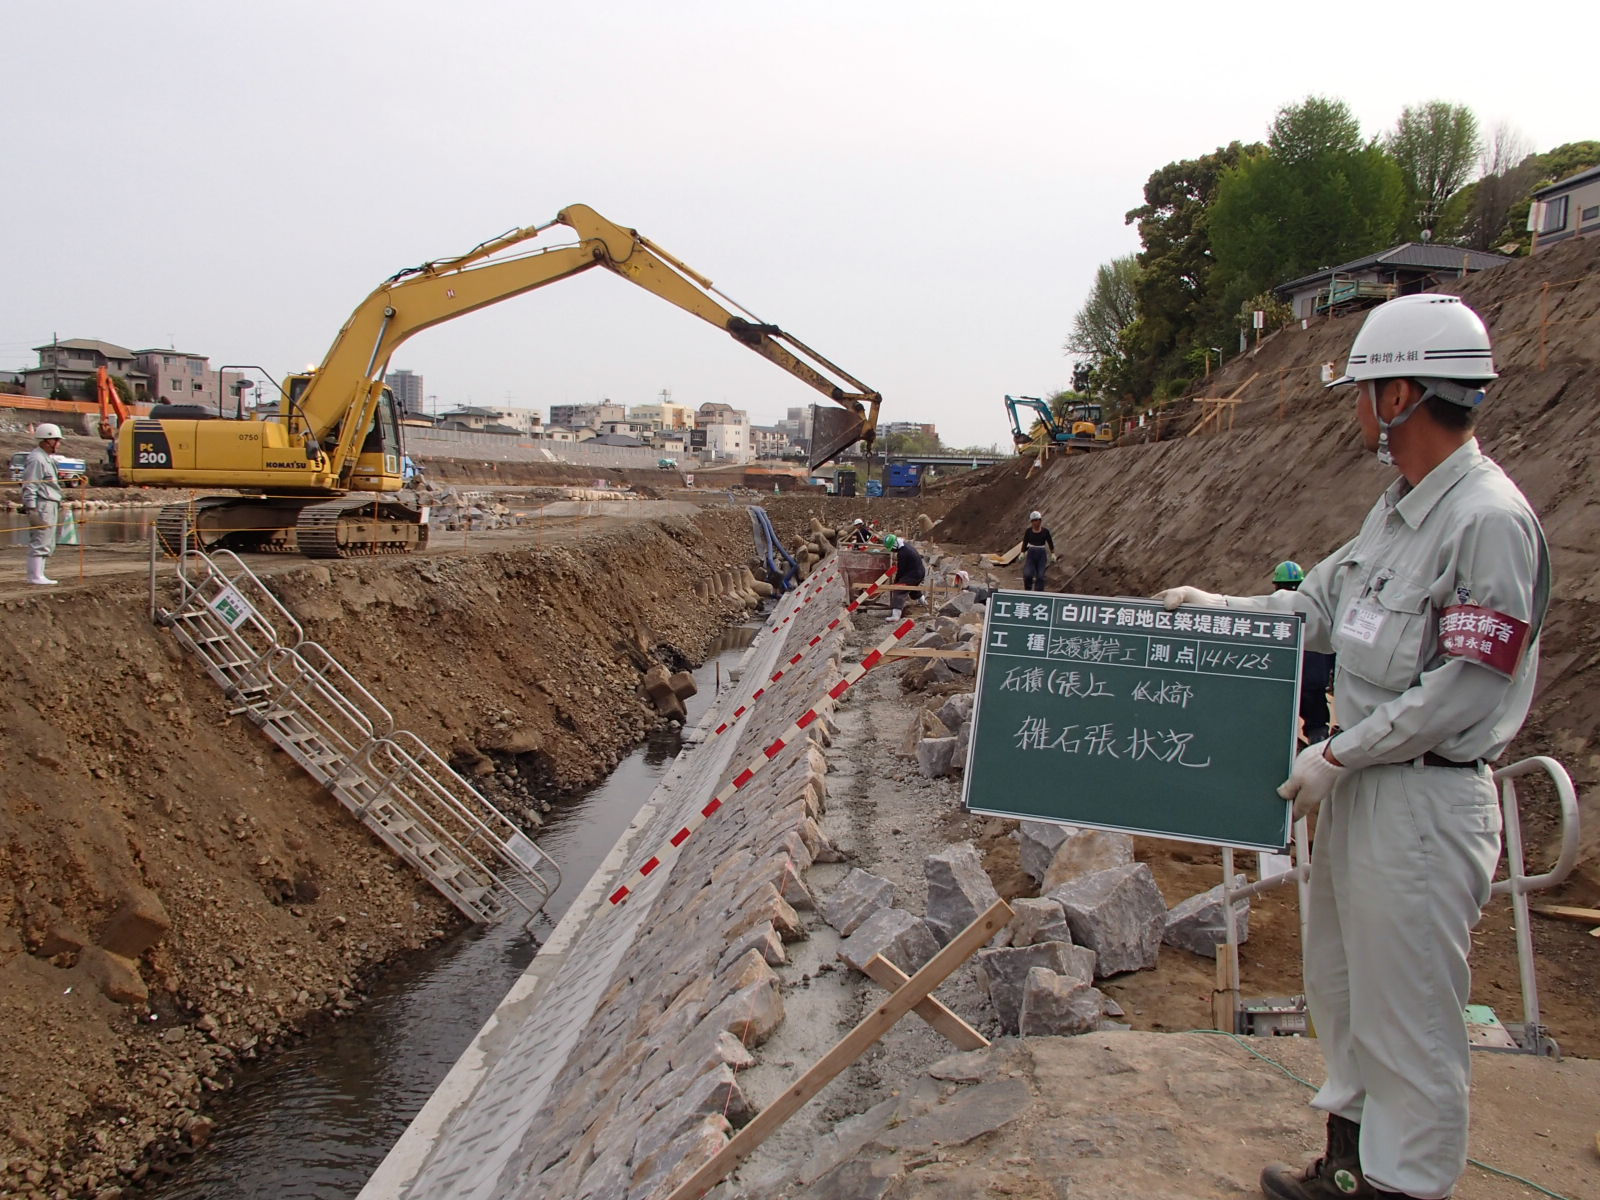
120,203,882,557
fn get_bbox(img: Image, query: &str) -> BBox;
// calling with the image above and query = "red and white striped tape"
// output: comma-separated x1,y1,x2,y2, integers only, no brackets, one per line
608,610,916,905
708,566,892,739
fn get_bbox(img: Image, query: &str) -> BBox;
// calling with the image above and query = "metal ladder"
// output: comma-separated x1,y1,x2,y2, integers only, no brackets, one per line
150,536,560,926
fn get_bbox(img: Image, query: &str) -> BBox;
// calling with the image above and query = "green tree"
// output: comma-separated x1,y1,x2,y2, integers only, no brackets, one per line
883,429,942,456
1209,96,1405,315
1386,101,1480,237
1438,122,1533,250
1065,255,1141,363
1123,140,1260,399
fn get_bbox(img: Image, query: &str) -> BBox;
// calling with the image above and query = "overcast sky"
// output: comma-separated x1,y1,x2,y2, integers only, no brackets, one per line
4,2,1592,449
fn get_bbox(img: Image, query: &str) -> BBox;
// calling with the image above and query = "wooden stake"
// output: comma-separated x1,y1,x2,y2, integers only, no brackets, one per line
663,898,1013,1200
858,954,988,1051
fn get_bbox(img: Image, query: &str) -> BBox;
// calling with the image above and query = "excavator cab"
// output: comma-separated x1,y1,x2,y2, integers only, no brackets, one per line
284,373,408,492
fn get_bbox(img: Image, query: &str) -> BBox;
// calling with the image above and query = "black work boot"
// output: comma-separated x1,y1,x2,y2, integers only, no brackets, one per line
1261,1114,1371,1198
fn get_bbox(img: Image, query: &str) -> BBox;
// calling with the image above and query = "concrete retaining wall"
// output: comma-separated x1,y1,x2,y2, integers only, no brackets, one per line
361,564,852,1200
407,427,705,471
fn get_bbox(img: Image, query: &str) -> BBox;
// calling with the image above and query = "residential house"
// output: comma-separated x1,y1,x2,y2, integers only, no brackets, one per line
550,401,625,430
1274,243,1511,320
1530,164,1600,252
696,401,751,463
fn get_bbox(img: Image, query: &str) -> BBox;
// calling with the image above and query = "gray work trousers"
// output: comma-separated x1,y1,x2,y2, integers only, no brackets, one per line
27,499,60,560
1306,762,1501,1199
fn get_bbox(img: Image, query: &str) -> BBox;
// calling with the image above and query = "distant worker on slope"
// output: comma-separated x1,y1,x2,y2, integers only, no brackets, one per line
1155,294,1548,1200
843,518,873,546
1272,560,1336,744
20,423,66,586
882,534,925,622
1021,510,1056,591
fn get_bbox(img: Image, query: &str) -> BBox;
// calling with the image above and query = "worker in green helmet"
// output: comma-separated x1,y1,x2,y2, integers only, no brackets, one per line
1275,561,1334,743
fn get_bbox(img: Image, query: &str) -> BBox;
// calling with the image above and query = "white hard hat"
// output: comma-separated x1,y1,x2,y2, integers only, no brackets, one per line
1328,294,1496,402
853,518,865,525
1029,510,1042,521
35,423,62,440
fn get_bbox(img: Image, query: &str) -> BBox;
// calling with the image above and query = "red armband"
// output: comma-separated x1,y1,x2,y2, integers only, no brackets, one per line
1438,605,1529,676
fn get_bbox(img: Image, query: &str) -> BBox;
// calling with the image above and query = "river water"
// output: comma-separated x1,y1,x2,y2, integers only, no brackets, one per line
148,621,761,1199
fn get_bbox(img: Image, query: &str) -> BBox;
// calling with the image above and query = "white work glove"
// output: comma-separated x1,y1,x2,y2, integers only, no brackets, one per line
1153,585,1228,610
1278,740,1346,820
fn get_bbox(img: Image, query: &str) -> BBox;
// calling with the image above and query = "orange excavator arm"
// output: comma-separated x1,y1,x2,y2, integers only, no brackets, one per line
95,366,130,439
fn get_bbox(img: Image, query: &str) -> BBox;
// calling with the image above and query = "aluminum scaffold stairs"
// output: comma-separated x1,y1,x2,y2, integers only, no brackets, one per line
149,540,559,926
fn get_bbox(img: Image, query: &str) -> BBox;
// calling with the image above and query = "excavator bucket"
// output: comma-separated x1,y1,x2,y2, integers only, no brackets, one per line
809,406,868,470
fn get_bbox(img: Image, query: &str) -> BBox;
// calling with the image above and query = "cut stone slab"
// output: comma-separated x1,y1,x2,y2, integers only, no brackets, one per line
1164,874,1251,958
77,946,148,1005
839,907,940,975
1016,821,1073,885
1040,828,1136,891
1048,862,1167,977
1018,966,1107,1037
822,868,896,937
975,940,1098,1034
923,841,1001,946
936,691,975,733
1007,897,1072,947
915,736,960,779
872,1076,1032,1150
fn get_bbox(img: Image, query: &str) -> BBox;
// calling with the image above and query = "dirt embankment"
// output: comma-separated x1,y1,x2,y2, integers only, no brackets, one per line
942,235,1600,878
931,237,1600,1058
0,506,758,1196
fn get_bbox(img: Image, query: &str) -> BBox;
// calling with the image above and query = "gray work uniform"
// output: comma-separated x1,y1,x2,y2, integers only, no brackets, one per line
1227,439,1547,1199
19,446,64,562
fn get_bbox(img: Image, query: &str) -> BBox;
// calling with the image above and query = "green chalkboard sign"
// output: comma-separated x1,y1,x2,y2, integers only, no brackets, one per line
962,592,1301,851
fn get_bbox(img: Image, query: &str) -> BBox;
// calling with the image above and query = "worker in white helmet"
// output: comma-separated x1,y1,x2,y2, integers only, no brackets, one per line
1020,509,1055,591
1156,294,1549,1200
20,423,66,586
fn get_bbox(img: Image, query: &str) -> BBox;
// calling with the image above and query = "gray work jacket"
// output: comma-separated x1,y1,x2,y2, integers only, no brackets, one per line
1228,439,1548,769
20,446,64,508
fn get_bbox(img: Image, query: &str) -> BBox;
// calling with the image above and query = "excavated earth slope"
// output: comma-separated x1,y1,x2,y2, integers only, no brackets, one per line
0,506,774,1196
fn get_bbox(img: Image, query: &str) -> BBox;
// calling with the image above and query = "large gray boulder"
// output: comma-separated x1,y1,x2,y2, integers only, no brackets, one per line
923,842,1001,946
1018,966,1108,1037
975,941,1098,1034
839,908,940,975
1016,821,1073,885
1048,862,1167,977
936,691,975,733
823,868,897,937
1163,874,1250,958
1040,828,1136,890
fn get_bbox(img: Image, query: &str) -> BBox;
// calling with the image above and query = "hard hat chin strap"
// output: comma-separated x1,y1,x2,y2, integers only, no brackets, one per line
1374,388,1424,466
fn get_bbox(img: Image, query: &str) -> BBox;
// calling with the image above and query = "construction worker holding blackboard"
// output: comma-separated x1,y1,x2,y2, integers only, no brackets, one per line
1157,294,1548,1200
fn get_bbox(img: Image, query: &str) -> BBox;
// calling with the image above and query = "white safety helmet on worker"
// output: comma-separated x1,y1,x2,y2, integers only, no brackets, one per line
1327,293,1496,406
1029,510,1042,521
35,423,62,440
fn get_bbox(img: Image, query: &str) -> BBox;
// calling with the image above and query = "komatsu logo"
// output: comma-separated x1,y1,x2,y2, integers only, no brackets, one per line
264,460,307,469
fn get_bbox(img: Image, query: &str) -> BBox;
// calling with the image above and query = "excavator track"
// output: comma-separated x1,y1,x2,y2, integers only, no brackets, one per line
296,497,428,559
155,498,250,556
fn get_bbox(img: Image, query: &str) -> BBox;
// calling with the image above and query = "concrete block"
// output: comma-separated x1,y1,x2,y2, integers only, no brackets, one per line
923,841,1000,946
822,868,895,937
914,736,960,779
1040,827,1135,890
838,908,939,975
1007,897,1072,947
975,941,1096,1035
1016,821,1072,885
667,670,698,700
96,887,171,959
1048,862,1166,977
939,590,981,618
1018,966,1106,1037
1163,874,1250,958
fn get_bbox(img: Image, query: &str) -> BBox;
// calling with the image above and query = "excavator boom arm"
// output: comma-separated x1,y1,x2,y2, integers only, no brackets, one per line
297,204,880,473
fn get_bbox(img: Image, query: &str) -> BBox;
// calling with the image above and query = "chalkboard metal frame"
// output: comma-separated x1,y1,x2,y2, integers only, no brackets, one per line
961,592,1301,852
